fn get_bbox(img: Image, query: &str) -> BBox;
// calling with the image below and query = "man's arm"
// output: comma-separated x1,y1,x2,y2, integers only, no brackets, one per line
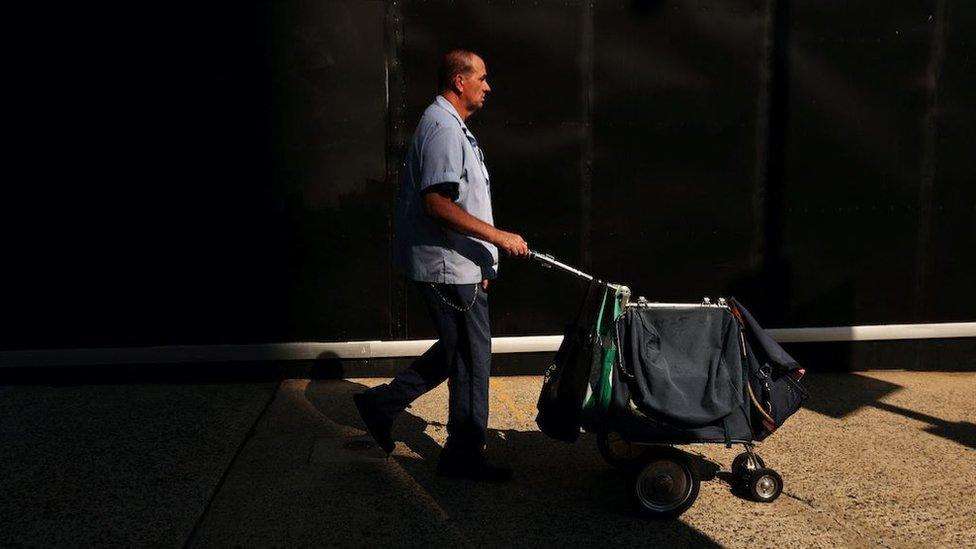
423,189,529,257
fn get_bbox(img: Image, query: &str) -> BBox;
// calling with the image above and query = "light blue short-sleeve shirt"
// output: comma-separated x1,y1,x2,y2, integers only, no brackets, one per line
393,96,498,284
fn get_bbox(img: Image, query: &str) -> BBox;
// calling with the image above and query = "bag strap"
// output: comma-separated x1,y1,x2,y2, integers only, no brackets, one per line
594,287,609,336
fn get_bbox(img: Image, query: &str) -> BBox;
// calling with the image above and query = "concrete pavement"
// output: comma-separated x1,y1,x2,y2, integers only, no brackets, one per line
0,382,277,547
1,371,974,547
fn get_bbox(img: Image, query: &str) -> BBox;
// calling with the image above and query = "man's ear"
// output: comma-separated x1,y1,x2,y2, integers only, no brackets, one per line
452,73,465,94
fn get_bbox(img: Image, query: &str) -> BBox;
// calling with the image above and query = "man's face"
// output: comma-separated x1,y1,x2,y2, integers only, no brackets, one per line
460,55,491,112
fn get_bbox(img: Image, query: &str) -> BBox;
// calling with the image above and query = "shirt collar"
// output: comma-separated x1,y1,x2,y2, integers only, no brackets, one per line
434,95,468,133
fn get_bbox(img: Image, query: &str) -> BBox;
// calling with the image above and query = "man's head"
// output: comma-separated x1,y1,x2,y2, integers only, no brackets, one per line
438,49,491,119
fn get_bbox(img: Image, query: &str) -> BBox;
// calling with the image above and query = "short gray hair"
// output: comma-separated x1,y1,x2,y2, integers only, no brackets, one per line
438,49,479,91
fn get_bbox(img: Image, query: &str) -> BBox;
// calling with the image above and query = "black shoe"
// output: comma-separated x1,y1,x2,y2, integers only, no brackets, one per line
352,392,395,454
437,454,513,483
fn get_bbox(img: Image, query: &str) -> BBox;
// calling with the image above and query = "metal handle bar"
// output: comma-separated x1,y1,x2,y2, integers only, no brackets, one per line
528,250,630,297
529,250,733,311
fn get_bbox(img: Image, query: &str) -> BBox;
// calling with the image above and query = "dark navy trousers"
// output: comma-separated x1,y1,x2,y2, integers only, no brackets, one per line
366,282,491,455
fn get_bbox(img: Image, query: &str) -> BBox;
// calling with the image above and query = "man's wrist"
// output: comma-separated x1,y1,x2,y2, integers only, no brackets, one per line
487,227,501,245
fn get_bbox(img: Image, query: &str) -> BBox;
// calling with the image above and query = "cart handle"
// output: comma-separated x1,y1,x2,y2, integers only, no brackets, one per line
528,250,630,298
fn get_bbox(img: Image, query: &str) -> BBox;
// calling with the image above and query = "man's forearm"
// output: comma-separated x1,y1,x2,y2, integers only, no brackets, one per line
423,190,529,257
425,193,499,243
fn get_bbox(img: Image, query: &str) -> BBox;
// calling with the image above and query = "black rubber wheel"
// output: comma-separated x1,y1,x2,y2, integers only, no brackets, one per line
747,468,783,503
597,431,650,469
731,452,766,479
631,448,701,519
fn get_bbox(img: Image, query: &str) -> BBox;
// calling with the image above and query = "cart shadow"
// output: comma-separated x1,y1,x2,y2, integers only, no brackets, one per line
713,472,754,499
306,378,724,547
676,454,744,499
800,373,976,450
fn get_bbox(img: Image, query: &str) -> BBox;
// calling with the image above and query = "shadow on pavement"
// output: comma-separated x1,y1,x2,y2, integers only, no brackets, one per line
799,373,901,419
305,378,723,547
871,401,976,450
799,373,976,449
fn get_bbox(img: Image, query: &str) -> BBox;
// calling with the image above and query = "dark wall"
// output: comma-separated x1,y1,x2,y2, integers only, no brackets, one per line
776,1,976,328
4,1,974,368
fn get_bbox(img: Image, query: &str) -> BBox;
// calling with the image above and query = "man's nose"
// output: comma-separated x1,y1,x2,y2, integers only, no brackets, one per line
484,82,491,93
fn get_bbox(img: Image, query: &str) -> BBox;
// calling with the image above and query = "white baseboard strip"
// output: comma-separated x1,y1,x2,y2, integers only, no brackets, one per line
767,322,976,343
1,322,973,368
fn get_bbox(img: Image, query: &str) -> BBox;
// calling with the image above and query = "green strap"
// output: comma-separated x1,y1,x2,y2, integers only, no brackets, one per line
596,291,621,408
594,288,609,335
582,288,622,427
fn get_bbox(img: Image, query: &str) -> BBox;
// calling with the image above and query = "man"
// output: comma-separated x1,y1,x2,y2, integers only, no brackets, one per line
353,49,529,482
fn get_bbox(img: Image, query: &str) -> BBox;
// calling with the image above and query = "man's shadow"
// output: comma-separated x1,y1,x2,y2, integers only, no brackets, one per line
304,377,724,546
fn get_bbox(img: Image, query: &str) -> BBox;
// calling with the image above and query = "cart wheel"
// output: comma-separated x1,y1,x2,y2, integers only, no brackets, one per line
747,468,783,503
597,431,649,469
632,448,700,519
731,452,766,479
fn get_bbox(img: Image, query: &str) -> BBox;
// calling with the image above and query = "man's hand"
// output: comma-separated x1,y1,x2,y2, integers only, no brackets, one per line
492,229,529,257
